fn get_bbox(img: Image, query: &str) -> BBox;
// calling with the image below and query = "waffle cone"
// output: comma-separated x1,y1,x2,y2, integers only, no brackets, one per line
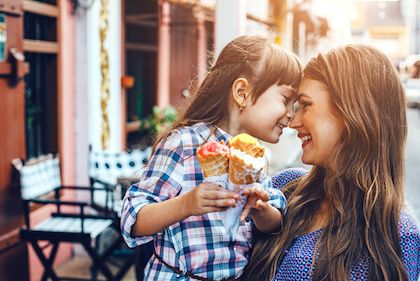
228,134,265,158
229,142,265,158
197,153,229,178
229,154,263,184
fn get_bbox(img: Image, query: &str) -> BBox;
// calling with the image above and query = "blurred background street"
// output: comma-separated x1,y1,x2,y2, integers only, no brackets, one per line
1,0,419,280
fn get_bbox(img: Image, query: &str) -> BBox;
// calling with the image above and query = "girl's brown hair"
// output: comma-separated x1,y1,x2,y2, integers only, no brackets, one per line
242,45,408,281
154,35,302,147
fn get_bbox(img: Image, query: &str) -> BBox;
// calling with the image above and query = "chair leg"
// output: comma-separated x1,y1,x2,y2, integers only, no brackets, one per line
30,241,60,281
82,242,114,281
90,237,100,281
41,243,59,281
90,265,98,281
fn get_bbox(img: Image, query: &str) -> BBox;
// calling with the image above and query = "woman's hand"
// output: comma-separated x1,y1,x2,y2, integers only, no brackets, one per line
240,184,271,222
184,182,240,216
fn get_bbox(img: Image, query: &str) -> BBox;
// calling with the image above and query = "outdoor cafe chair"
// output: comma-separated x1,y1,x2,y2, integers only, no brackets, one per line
12,154,134,281
88,146,152,217
88,147,154,281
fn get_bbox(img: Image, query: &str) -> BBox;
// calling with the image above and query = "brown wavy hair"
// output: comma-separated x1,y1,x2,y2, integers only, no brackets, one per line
154,35,302,148
242,45,408,281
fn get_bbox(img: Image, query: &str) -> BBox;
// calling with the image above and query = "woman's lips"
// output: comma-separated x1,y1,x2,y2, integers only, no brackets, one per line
298,133,312,149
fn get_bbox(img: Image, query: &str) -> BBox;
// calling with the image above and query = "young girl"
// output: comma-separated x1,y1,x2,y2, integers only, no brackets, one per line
120,35,302,280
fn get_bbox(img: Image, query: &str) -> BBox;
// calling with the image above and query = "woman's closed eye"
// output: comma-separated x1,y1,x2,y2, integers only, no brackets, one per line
295,101,311,112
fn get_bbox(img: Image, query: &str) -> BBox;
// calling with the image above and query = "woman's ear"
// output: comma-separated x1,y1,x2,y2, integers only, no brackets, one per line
231,78,251,110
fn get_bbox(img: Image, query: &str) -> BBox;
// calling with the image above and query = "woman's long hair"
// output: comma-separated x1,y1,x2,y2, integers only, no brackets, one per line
153,35,302,148
242,45,408,281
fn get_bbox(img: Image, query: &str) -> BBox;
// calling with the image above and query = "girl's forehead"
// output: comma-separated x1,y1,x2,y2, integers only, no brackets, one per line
282,85,297,95
277,84,296,91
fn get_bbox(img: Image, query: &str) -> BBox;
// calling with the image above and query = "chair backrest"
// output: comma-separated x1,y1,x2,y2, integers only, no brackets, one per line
12,154,61,200
89,147,151,185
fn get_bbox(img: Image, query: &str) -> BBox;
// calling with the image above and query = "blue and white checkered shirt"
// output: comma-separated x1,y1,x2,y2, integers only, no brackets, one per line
120,122,287,280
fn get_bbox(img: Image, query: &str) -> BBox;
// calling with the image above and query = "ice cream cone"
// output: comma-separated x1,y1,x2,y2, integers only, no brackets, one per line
229,133,264,158
227,134,266,184
197,153,229,177
229,149,265,184
197,141,229,178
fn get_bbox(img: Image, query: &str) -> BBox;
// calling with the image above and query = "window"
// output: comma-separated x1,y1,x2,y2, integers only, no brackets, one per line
125,0,158,147
23,0,59,158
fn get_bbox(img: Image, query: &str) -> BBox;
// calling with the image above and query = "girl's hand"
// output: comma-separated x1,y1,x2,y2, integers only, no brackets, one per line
184,182,240,216
240,184,270,222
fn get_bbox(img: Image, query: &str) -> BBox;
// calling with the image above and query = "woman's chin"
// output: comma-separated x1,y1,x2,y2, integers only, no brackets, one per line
301,155,313,165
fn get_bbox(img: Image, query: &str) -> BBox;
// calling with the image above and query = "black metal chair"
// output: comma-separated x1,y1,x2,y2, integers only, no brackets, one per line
88,147,154,281
88,147,152,216
13,154,134,281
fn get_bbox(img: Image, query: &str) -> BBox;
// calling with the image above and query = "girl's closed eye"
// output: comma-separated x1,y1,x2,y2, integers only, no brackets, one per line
282,92,296,105
282,95,291,103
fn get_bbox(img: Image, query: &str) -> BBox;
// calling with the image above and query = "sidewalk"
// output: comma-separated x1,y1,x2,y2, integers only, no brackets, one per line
57,255,136,281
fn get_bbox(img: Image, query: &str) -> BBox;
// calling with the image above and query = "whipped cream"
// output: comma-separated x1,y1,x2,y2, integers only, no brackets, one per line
230,147,265,170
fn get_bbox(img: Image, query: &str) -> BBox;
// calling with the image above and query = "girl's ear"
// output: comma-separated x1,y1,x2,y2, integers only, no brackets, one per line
231,78,251,109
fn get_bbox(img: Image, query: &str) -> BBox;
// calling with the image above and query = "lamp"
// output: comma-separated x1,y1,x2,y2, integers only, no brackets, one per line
70,0,95,14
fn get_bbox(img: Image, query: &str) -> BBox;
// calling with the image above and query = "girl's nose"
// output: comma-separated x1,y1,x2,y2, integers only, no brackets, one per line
286,104,295,120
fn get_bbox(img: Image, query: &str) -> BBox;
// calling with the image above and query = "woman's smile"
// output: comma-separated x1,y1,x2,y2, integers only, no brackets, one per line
298,133,312,149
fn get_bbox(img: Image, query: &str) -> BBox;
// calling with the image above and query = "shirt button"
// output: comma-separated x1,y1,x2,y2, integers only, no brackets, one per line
234,247,237,251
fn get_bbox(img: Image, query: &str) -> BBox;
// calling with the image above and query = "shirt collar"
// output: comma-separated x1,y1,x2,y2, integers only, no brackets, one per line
192,122,231,144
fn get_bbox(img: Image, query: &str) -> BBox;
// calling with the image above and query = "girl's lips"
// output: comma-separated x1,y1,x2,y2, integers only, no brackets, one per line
276,122,286,130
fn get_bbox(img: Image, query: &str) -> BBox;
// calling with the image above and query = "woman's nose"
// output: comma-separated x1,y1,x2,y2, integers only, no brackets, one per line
289,109,301,128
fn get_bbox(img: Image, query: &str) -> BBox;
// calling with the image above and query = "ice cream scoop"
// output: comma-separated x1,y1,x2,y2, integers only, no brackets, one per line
197,140,229,178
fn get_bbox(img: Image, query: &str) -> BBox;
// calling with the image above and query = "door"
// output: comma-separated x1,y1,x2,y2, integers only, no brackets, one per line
0,0,26,191
0,1,29,281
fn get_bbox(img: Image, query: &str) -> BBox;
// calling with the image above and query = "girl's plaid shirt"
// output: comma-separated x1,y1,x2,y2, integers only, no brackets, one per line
120,122,287,280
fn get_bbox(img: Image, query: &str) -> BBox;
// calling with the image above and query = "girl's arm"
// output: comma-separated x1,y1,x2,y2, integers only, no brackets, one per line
240,186,282,233
132,182,239,236
249,202,282,233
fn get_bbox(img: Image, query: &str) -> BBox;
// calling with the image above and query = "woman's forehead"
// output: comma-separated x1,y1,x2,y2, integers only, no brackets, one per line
298,79,329,95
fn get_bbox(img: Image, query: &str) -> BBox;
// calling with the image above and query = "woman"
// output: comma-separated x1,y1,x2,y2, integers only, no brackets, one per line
242,45,420,281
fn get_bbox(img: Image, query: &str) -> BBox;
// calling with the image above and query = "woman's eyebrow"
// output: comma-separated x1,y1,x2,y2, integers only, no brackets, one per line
297,93,310,100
